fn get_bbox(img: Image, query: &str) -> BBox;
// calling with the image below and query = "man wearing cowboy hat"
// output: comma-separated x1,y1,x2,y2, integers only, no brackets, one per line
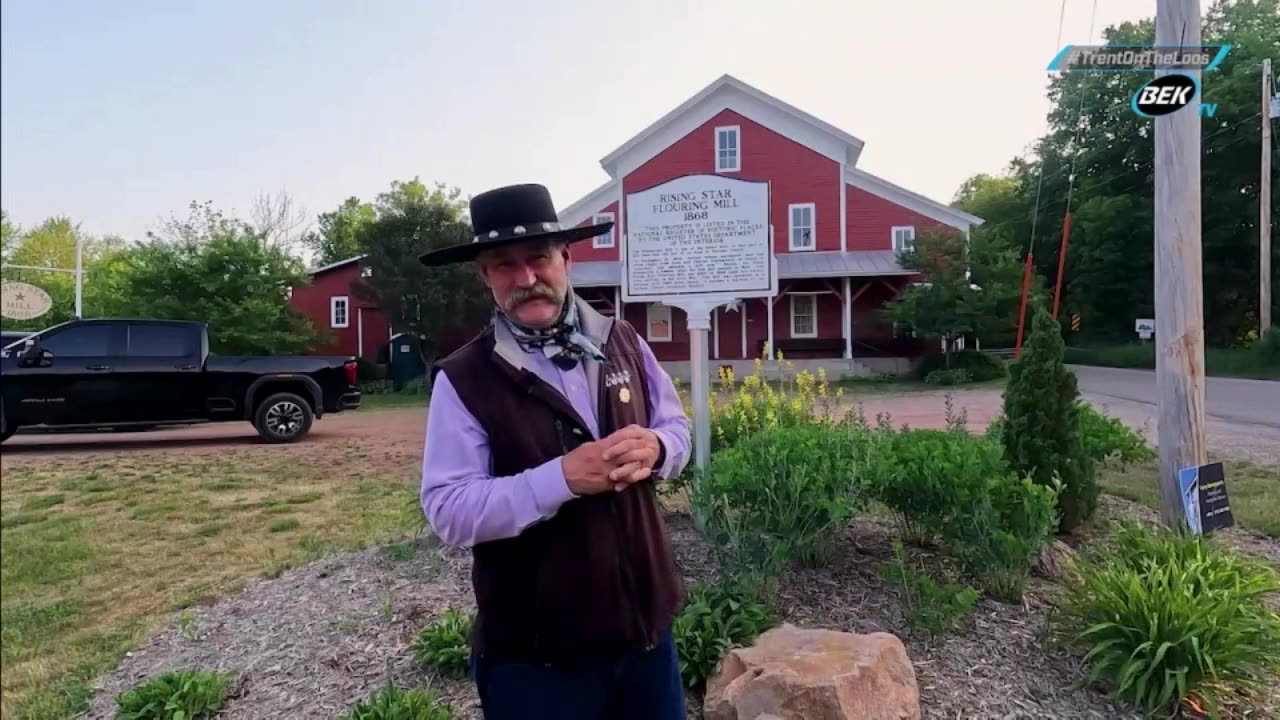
418,183,691,719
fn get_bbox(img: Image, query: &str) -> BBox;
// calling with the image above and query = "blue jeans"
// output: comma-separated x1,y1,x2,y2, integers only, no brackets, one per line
471,629,686,720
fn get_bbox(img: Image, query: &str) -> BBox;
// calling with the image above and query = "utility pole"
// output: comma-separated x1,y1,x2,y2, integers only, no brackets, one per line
1154,0,1208,529
1262,58,1272,337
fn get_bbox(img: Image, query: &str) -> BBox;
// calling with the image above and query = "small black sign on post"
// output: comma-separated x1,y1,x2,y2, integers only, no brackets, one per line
1178,462,1233,535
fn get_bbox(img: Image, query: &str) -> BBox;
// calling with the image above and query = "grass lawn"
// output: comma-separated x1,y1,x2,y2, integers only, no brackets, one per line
0,449,424,720
358,391,429,411
1099,459,1280,537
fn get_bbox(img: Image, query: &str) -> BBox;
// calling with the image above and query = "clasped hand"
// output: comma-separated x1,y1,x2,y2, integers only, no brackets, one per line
561,424,661,496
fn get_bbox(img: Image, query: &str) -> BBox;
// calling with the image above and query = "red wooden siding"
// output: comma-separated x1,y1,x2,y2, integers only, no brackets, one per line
289,263,389,361
622,109,842,254
846,185,951,251
570,200,620,262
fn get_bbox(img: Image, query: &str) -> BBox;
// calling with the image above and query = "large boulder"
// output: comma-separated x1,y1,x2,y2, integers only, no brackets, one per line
704,624,920,720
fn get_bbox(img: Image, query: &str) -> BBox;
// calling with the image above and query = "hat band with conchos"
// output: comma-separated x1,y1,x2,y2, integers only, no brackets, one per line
474,221,564,244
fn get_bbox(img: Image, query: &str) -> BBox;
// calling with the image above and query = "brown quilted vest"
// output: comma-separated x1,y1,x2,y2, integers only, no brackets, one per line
432,299,686,665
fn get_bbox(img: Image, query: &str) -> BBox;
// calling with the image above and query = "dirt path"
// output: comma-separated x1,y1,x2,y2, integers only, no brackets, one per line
0,407,429,465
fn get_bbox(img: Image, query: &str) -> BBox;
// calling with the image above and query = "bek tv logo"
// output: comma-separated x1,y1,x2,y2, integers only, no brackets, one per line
1131,74,1218,118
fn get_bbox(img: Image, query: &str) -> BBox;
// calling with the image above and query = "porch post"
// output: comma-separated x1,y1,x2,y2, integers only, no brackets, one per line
713,307,720,360
766,297,775,361
842,276,852,359
614,285,622,318
740,303,747,359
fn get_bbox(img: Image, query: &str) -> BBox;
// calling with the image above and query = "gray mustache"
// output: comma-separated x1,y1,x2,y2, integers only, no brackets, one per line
506,283,560,310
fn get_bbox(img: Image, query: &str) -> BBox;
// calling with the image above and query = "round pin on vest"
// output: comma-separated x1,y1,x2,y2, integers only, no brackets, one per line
619,387,631,404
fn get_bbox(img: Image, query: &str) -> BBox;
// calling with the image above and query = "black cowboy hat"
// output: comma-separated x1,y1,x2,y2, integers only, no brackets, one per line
418,183,614,267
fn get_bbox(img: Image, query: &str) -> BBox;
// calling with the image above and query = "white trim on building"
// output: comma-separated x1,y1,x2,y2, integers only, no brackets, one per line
330,296,349,328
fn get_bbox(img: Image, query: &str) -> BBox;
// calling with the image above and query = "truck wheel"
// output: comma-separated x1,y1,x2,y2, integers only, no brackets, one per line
253,392,314,444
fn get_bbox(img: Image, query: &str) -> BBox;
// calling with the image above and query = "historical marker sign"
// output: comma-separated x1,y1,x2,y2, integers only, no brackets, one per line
1,281,53,321
1178,462,1233,535
622,174,774,301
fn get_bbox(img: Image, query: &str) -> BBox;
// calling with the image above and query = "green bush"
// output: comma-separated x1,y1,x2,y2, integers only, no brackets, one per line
1075,403,1156,468
947,474,1060,602
672,583,777,691
114,669,233,720
864,429,1006,547
340,684,454,720
410,608,473,679
924,368,973,385
1000,306,1096,533
692,422,866,593
879,541,980,639
918,350,1007,382
1053,524,1280,717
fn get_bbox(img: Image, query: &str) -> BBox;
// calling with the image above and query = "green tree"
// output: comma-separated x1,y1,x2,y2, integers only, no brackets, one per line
883,229,1023,367
1000,305,1096,534
348,178,491,362
0,216,132,330
303,196,376,266
122,201,323,355
952,0,1280,346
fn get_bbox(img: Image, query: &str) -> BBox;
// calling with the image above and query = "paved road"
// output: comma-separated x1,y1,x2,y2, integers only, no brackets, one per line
1071,365,1279,464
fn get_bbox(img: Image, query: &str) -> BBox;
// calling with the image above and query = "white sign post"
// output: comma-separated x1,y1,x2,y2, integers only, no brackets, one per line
622,173,777,475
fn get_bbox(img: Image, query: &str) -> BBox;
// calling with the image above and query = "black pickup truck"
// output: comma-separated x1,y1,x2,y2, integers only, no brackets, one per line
0,318,361,444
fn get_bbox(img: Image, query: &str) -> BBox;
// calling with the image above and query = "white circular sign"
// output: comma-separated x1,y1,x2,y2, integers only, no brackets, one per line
1,281,54,320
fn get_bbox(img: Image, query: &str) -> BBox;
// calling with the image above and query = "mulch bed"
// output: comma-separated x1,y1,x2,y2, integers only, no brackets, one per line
83,497,1278,720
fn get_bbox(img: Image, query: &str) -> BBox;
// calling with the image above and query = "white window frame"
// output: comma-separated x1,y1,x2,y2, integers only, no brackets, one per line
592,212,615,248
789,203,816,252
790,294,818,338
330,296,349,328
715,125,740,173
892,225,916,253
646,303,672,343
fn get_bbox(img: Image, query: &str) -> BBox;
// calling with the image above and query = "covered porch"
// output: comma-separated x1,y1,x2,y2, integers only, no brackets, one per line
570,252,931,378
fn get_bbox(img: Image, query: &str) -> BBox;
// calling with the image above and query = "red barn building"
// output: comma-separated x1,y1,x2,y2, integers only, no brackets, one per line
558,74,984,378
288,255,390,362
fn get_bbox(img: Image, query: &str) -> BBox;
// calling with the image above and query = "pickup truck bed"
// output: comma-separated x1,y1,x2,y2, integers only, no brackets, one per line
1,318,361,443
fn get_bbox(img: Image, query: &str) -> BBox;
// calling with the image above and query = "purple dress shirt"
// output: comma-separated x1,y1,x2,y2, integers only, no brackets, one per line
420,333,691,548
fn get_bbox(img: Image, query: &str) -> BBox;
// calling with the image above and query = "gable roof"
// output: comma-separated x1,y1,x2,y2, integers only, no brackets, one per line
599,74,866,179
846,168,984,230
556,179,618,231
307,254,367,275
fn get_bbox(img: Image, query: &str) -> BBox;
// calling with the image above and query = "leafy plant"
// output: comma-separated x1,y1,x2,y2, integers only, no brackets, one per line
924,368,973,386
410,608,474,679
692,422,866,595
1000,306,1096,533
340,683,454,720
705,357,842,452
114,669,233,720
1075,403,1155,468
919,350,1008,382
947,474,1060,602
1053,523,1280,717
864,429,1006,548
879,541,980,639
672,583,777,691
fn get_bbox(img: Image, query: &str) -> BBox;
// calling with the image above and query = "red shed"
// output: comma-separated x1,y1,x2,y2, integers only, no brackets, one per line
289,255,390,362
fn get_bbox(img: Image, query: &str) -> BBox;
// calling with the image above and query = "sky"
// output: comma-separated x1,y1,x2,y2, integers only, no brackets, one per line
1,0,1212,251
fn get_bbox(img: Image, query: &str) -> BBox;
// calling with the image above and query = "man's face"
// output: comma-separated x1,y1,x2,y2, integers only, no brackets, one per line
475,239,571,328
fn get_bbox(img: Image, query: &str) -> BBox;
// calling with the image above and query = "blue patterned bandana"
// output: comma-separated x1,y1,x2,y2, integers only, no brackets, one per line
497,289,607,370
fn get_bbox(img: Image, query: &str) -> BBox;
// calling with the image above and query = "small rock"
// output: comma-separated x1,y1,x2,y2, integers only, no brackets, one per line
704,623,921,720
1035,540,1081,585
